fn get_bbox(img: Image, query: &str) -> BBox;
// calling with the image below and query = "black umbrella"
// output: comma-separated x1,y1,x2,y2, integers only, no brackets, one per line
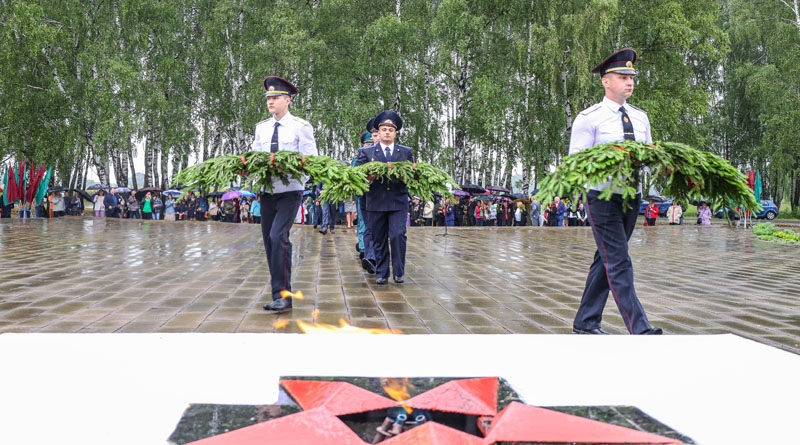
86,184,108,190
47,186,67,193
206,191,225,197
69,189,92,202
643,195,667,203
460,184,486,194
487,185,511,194
135,187,162,199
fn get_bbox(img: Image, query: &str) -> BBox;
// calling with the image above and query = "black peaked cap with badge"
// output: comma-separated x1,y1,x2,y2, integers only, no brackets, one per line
263,76,299,96
366,116,377,133
374,110,403,131
592,49,638,76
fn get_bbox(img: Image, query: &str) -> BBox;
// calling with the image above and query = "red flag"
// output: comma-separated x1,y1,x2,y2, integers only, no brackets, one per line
6,164,19,202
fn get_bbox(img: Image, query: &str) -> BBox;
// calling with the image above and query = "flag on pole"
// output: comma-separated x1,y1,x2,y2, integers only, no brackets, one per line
753,171,762,203
35,166,52,205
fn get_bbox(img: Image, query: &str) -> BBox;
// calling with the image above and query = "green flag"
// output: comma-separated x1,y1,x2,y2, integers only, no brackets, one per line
2,164,7,206
753,171,762,203
35,166,52,205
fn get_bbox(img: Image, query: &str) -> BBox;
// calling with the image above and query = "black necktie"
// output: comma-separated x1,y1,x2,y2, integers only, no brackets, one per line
385,145,391,160
619,106,635,141
270,122,280,153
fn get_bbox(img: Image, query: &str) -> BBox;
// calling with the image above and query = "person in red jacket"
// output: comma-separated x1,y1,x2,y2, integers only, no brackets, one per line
644,199,658,226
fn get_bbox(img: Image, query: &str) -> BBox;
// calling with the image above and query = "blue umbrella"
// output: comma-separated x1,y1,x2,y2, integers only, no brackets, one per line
240,190,256,197
163,189,182,197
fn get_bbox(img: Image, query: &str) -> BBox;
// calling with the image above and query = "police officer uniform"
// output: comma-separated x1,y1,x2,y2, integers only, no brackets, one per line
569,49,662,335
254,76,318,311
355,110,413,284
354,127,377,274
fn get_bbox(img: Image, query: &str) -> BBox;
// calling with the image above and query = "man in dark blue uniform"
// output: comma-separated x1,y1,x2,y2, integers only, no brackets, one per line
355,110,413,284
569,49,662,335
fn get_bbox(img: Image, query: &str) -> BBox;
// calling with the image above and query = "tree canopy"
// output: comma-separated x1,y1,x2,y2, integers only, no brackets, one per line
1,0,798,211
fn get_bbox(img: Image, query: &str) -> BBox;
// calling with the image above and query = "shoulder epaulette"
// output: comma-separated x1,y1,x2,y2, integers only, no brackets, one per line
627,103,647,114
255,118,272,127
579,104,602,116
291,115,310,125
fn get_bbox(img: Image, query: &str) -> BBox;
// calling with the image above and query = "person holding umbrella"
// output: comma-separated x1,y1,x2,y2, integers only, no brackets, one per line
252,76,318,311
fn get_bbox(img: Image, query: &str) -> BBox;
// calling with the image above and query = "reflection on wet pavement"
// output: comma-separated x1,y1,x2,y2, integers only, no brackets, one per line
1,217,798,354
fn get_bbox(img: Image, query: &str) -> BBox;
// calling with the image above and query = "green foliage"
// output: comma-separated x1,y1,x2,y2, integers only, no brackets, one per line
752,223,800,244
173,153,457,204
535,140,760,213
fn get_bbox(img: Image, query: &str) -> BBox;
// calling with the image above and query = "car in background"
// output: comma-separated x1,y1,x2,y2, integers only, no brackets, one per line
639,197,674,216
714,199,779,220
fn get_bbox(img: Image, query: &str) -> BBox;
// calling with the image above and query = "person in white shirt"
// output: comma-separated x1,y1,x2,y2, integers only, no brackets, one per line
252,76,318,312
569,49,662,336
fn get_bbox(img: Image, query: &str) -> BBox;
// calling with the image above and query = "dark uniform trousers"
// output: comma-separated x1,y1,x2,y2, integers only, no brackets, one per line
361,204,376,262
574,190,653,334
260,191,302,301
371,208,407,279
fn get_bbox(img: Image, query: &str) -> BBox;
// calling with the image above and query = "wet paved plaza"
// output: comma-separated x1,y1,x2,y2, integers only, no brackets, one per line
1,217,799,354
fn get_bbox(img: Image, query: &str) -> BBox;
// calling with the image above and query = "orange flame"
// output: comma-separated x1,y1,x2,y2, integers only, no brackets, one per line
296,318,402,335
384,377,414,414
280,290,303,300
273,320,289,329
311,309,320,322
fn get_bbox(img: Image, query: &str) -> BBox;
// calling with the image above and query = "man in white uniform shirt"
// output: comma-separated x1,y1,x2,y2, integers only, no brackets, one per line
252,76,318,311
568,49,662,335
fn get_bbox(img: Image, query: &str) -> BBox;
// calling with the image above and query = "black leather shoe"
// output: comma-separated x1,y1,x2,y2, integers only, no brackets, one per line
356,242,362,253
359,251,365,260
264,298,292,311
362,258,376,274
573,327,611,335
319,228,327,234
375,277,388,285
640,327,663,335
393,275,404,284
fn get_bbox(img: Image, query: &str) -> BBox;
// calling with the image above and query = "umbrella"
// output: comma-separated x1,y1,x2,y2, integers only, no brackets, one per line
86,184,108,190
460,184,486,194
487,185,510,194
512,193,527,199
643,195,666,203
474,195,491,201
69,189,93,202
135,187,162,199
163,189,182,197
302,190,315,196
114,187,132,193
206,191,224,197
47,186,67,193
240,190,256,197
222,190,242,200
451,190,470,196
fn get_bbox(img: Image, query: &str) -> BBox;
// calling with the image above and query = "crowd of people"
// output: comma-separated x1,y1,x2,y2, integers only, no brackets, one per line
1,185,717,229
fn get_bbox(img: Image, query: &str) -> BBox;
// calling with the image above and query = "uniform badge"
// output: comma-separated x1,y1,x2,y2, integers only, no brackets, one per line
626,61,633,68
269,86,275,91
624,117,629,123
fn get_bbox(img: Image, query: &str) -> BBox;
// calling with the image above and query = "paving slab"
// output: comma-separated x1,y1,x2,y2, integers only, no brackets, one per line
1,217,799,354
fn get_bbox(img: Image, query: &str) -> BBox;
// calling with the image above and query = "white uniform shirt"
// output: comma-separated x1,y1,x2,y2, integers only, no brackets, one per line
251,111,318,193
568,96,652,194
